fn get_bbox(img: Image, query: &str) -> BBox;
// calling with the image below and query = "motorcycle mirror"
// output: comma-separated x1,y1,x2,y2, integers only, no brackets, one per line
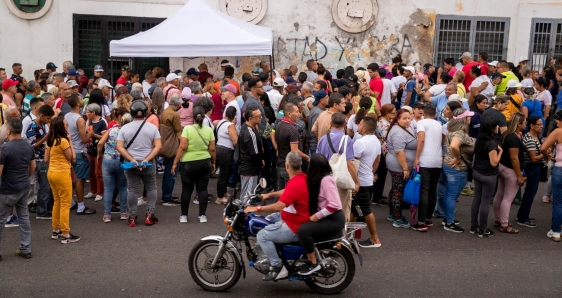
259,178,267,189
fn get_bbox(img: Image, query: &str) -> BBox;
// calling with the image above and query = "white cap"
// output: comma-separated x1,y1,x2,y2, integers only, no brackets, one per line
166,73,181,82
488,61,498,67
403,66,415,74
98,79,113,89
517,56,529,64
459,52,472,59
401,106,413,113
272,77,286,87
67,80,79,88
506,79,522,88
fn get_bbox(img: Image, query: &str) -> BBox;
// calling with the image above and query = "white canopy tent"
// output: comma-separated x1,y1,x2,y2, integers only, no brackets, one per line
109,0,273,57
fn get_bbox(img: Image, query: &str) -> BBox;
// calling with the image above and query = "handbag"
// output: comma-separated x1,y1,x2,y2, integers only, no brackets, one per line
326,133,355,190
403,170,421,206
120,120,146,163
159,123,180,158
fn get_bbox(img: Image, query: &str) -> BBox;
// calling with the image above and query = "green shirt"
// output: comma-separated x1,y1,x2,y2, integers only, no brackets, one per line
495,71,519,95
180,125,215,162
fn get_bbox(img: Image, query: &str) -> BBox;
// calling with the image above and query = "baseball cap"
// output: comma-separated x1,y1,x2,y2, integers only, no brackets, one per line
67,69,80,77
490,72,506,79
148,86,156,97
423,63,433,73
453,109,475,119
46,62,57,70
286,76,297,85
403,66,416,74
121,65,131,72
94,64,104,72
517,56,529,64
401,106,413,113
347,74,359,83
98,79,113,89
2,78,19,90
488,61,498,67
252,67,264,75
459,52,472,59
172,69,182,75
506,79,522,89
221,60,233,67
67,80,79,88
413,102,425,109
313,90,328,103
166,73,181,82
186,68,200,76
220,84,237,94
181,87,192,100
273,78,287,87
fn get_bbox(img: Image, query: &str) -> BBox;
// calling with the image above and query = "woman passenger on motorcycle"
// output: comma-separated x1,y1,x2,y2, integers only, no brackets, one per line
297,154,345,275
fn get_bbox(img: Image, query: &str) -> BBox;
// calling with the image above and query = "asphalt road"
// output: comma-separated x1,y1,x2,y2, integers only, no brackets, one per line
0,175,560,297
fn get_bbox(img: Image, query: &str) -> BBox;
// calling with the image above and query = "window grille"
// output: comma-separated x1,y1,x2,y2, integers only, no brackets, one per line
529,19,562,71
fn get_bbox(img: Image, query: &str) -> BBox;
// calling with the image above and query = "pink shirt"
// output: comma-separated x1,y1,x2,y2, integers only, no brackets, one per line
163,84,181,103
1,94,16,107
315,175,343,219
177,104,194,127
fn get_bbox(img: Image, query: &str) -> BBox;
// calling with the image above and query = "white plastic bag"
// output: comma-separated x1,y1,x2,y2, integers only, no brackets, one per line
328,135,355,190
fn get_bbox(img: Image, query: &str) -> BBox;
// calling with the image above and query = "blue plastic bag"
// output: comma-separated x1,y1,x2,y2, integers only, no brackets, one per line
403,170,421,206
120,161,153,171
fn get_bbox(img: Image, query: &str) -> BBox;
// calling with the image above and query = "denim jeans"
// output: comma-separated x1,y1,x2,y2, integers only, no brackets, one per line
35,161,52,216
550,166,562,233
102,158,128,214
0,189,31,253
161,157,177,202
517,162,541,223
180,159,212,217
256,212,299,267
437,165,467,224
125,162,157,217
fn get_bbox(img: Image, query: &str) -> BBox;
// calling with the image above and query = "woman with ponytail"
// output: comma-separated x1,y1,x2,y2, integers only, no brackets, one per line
347,96,373,140
171,106,216,224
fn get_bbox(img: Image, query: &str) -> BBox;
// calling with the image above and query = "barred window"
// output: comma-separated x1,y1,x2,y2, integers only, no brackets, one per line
529,19,562,71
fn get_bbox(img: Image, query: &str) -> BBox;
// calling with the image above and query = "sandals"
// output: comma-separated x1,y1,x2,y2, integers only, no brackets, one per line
494,221,513,228
499,225,519,234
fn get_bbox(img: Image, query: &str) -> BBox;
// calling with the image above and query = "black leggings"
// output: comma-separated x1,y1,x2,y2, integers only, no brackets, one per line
297,210,345,254
180,159,212,216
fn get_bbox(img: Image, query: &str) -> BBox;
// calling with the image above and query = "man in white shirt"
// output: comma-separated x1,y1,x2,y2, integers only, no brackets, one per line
267,78,286,115
142,70,155,98
413,104,443,232
221,84,241,132
378,69,397,106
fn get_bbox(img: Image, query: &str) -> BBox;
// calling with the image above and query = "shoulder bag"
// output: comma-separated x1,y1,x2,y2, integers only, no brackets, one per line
120,120,146,163
326,133,355,190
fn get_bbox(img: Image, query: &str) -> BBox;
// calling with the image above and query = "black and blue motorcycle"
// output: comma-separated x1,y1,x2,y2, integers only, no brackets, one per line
188,179,366,294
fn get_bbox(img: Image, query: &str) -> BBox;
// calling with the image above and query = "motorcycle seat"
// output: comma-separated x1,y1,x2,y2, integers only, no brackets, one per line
315,231,343,243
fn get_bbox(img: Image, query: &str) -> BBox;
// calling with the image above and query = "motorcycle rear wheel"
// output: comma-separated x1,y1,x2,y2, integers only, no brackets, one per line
305,247,355,294
188,240,242,292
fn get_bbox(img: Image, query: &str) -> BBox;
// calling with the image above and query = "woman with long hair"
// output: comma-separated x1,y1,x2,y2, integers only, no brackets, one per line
540,110,562,242
372,104,396,205
84,89,111,123
151,87,167,115
116,93,133,111
493,112,527,234
171,106,216,223
45,116,80,243
347,96,372,140
543,66,558,99
385,109,417,227
214,106,238,204
297,154,345,275
316,64,333,93
535,77,552,119
468,94,488,139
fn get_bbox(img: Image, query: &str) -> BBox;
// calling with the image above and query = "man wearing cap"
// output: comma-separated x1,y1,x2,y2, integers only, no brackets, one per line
213,60,234,82
477,52,489,76
308,90,328,155
401,66,417,107
1,79,18,107
495,62,519,95
186,68,199,84
305,59,318,82
67,70,82,93
116,65,131,86
98,79,113,104
67,80,80,96
163,73,182,103
45,62,57,73
214,66,239,98
459,52,480,89
197,63,213,86
267,78,286,115
221,84,241,132
93,64,104,82
516,57,529,81
488,61,498,74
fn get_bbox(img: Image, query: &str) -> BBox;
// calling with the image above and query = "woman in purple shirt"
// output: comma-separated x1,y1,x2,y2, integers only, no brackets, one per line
297,154,345,275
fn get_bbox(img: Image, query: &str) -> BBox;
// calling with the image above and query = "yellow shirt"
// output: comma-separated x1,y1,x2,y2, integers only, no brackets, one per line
47,138,72,172
502,94,523,122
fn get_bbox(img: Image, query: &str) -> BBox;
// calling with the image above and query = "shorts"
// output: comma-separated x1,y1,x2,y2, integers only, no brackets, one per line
351,186,372,218
73,152,90,180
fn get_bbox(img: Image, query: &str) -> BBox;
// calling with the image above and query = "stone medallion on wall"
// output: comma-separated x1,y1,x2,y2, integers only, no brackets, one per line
219,0,267,24
331,0,378,33
5,0,53,19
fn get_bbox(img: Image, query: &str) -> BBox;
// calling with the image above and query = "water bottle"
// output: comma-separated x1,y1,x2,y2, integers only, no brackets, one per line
414,173,421,183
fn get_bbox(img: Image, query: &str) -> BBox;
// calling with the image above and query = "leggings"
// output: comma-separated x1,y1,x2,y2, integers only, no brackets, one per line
388,170,406,220
471,170,497,231
297,211,345,254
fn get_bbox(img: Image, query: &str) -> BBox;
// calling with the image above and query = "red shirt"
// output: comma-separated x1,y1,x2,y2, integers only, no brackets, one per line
462,61,479,88
479,63,489,76
116,76,128,86
279,173,310,233
369,77,384,107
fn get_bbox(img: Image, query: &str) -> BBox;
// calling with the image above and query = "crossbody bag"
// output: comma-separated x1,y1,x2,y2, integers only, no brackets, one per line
121,120,146,163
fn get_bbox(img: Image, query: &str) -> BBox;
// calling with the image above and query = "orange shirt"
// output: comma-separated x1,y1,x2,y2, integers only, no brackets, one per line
214,79,240,96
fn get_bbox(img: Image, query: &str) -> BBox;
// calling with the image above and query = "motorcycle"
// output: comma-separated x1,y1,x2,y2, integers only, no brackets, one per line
188,179,367,294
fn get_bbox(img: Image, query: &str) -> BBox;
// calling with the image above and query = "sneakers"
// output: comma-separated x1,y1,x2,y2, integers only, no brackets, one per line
425,219,433,227
358,239,382,248
469,227,478,235
478,229,495,238
14,249,32,259
215,197,228,205
460,187,474,196
51,230,62,240
547,230,561,242
179,215,188,223
103,214,111,223
156,167,165,174
36,213,52,220
95,195,103,201
392,220,410,228
411,224,428,232
442,219,460,226
388,214,407,222
120,212,128,220
61,233,81,244
516,221,537,228
137,197,146,206
145,213,159,225
198,215,208,223
444,223,464,233
111,204,120,213
542,195,551,203
298,262,321,275
5,215,19,227
372,199,389,206
262,265,284,281
163,200,180,207
85,192,96,199
128,216,137,227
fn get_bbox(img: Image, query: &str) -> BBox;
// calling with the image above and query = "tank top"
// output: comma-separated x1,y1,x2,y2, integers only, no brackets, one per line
555,143,562,167
64,112,87,152
216,119,234,149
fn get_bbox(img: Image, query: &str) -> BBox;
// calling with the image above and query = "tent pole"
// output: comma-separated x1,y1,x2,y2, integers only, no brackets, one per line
110,56,114,84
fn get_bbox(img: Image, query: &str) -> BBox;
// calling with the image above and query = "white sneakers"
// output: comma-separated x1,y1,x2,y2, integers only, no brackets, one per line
542,196,551,203
179,215,188,223
95,195,103,201
215,197,228,205
137,197,146,206
198,215,207,223
547,230,561,242
85,192,96,199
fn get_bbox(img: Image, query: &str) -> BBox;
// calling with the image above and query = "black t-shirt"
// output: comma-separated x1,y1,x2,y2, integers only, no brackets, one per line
275,120,299,167
482,108,507,144
499,133,526,169
473,140,499,176
238,123,263,176
0,139,35,194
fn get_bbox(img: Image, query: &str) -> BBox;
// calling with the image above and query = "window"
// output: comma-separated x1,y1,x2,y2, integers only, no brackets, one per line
73,14,169,82
433,16,510,66
529,19,562,71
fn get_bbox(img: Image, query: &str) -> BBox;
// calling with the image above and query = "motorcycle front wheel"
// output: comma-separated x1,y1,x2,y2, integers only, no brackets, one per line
188,239,242,292
305,246,356,294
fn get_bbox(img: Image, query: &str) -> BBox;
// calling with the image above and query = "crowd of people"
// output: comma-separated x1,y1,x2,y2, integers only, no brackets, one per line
0,52,561,264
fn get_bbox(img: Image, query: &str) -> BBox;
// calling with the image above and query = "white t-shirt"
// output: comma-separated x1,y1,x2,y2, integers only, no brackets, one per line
391,76,407,90
353,134,381,187
223,100,241,133
347,114,360,141
468,75,495,99
417,119,443,168
428,84,446,97
267,89,284,115
537,90,552,106
411,116,424,132
521,78,534,88
142,80,152,98
215,119,235,149
380,78,397,106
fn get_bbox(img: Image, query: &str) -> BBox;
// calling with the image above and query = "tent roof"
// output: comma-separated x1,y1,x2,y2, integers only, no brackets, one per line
109,0,272,57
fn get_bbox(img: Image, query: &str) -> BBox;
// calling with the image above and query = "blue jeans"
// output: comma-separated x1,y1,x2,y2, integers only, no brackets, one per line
256,212,299,267
102,158,128,214
35,161,52,216
517,162,541,222
161,157,177,202
437,165,467,224
550,166,562,233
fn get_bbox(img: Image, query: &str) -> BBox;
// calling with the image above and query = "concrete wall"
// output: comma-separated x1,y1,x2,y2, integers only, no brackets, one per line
1,0,561,79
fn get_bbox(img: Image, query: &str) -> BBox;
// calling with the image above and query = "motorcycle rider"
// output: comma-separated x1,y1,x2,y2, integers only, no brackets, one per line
244,151,309,281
